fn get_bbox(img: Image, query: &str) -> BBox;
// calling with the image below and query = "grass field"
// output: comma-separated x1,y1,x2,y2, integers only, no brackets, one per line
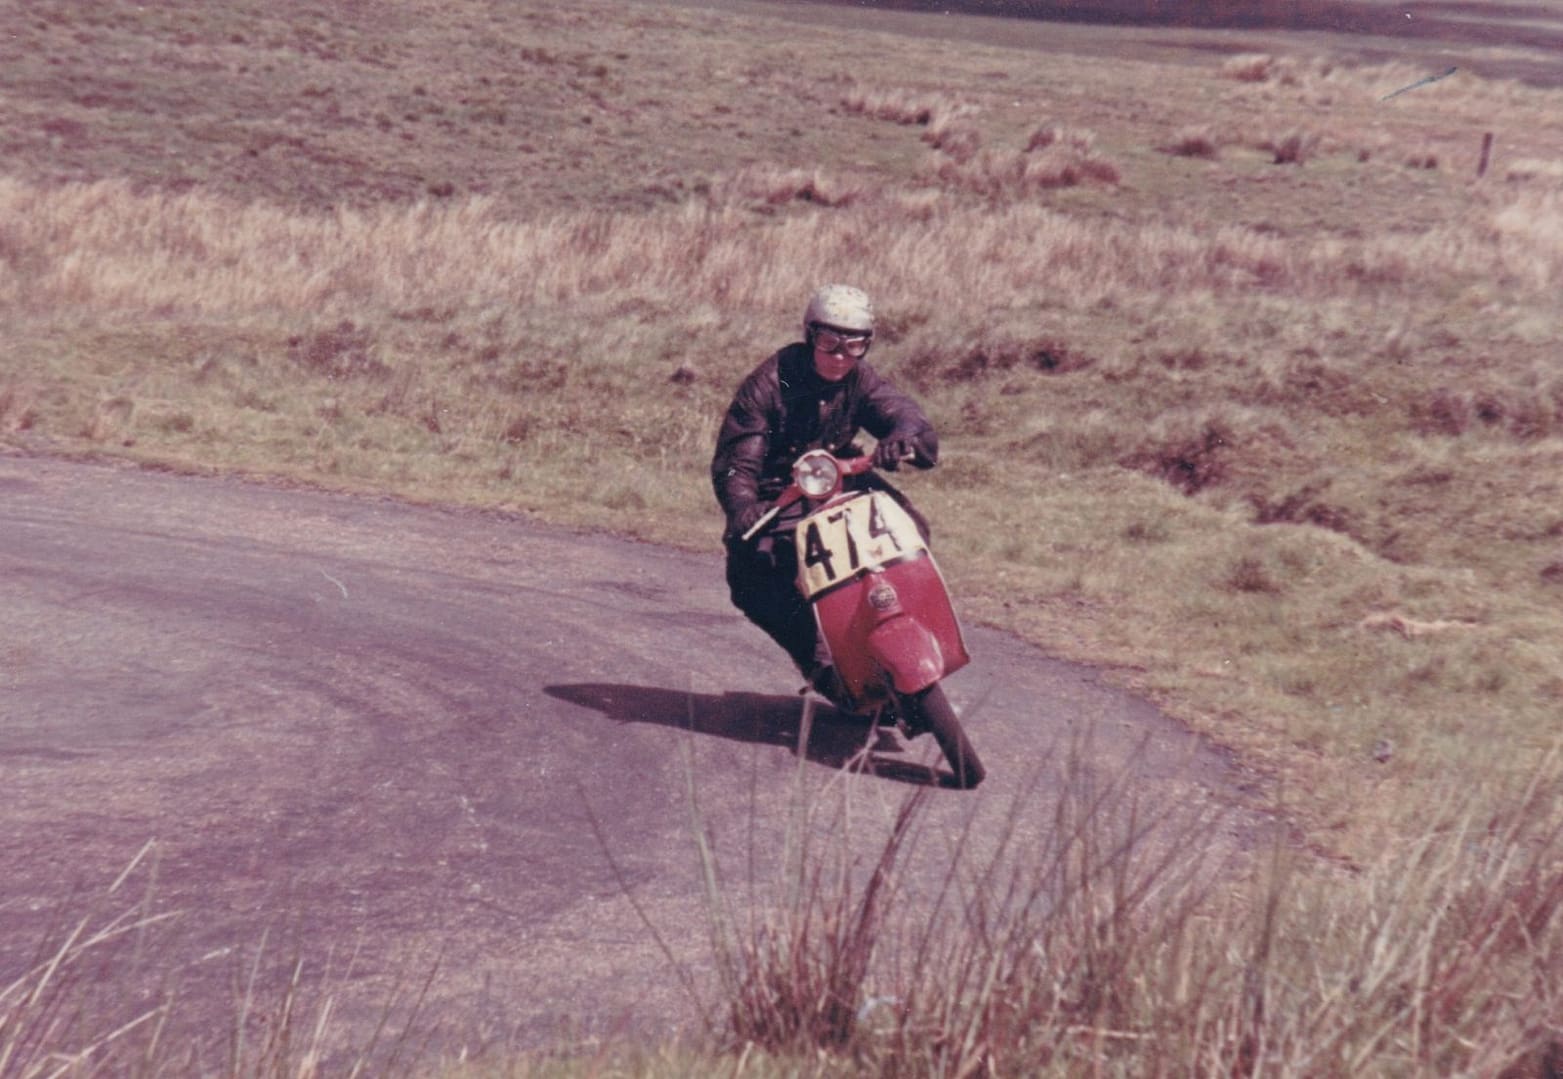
2,0,1561,1072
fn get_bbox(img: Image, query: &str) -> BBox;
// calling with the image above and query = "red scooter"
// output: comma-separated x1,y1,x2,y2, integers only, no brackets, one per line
743,449,985,788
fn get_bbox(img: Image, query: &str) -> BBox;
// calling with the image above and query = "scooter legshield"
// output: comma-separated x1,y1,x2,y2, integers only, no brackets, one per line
812,552,970,705
794,491,969,709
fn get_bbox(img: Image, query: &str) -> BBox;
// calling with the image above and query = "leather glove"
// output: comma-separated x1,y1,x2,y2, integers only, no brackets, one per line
729,502,769,540
873,436,916,471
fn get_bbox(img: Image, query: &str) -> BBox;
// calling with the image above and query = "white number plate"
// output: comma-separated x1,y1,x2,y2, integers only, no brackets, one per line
795,493,927,599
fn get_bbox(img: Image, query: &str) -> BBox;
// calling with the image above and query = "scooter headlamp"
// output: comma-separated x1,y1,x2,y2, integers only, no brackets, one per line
794,451,842,499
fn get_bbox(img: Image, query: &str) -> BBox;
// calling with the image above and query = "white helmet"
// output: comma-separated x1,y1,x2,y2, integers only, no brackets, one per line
803,284,874,336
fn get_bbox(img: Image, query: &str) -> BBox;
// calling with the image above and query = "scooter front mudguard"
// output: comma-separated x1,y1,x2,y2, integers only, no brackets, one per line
865,612,945,695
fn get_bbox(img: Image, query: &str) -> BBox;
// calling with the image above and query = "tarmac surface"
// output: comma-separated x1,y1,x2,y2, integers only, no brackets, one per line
0,453,1272,1066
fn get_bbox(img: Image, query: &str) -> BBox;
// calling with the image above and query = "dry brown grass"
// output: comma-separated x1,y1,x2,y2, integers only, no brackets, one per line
840,87,970,131
16,174,1551,327
0,844,432,1077
1160,125,1222,159
683,744,1563,1077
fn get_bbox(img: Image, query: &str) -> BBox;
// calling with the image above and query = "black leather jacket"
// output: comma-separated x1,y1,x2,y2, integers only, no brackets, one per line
711,342,938,537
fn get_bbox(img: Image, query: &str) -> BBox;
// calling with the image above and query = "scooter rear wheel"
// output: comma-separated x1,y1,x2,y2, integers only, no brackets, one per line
906,685,985,789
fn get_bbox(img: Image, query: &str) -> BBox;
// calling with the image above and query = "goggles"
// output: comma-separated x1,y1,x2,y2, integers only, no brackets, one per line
809,324,873,359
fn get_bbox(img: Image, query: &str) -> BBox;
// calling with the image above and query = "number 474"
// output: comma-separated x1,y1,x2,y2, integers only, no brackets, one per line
802,497,904,583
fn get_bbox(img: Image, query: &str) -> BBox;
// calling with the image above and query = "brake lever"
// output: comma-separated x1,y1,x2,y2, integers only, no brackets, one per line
740,504,781,543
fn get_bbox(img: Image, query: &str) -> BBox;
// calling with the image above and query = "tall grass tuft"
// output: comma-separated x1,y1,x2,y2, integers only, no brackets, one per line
922,113,983,164
0,382,41,433
0,893,177,1075
930,143,1119,197
1222,54,1280,83
0,844,435,1077
687,743,1562,1076
1161,126,1222,160
840,89,968,130
1264,129,1321,166
720,792,926,1053
709,165,866,210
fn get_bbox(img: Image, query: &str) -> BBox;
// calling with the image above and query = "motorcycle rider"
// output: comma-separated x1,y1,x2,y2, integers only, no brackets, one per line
711,284,939,708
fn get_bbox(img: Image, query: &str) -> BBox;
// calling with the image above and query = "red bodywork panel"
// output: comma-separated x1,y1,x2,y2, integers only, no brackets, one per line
812,553,970,707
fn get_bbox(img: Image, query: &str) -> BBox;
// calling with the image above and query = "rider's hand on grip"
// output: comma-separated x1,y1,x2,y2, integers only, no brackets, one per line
873,436,916,471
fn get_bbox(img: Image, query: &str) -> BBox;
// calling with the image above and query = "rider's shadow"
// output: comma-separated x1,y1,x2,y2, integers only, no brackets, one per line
544,683,939,784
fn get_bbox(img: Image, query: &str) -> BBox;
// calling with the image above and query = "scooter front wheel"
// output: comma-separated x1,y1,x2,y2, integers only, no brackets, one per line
905,685,985,789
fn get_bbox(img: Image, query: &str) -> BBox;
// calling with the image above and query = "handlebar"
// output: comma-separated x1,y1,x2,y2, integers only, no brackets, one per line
738,451,900,543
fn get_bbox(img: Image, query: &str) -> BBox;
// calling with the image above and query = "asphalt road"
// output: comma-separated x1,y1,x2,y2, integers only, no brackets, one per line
0,452,1270,1068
